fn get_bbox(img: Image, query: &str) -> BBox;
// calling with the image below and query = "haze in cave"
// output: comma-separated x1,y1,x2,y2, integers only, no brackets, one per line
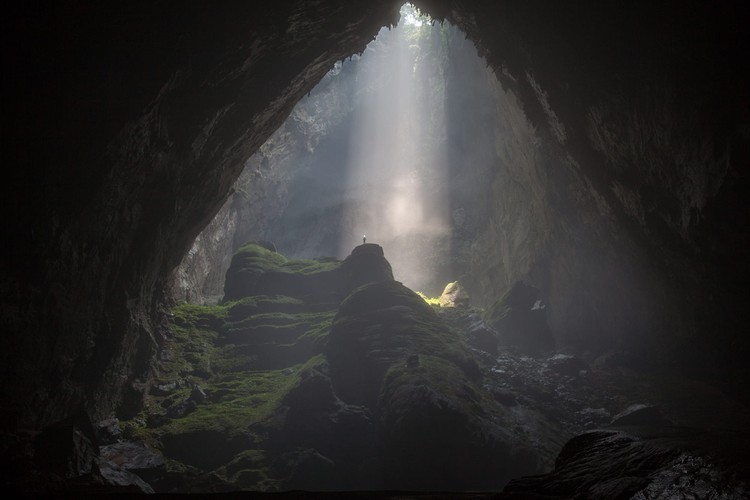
4,0,750,496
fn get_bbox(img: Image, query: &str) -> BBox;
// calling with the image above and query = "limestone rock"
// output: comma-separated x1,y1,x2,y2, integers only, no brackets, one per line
100,440,166,482
327,280,542,490
96,459,155,493
505,429,749,498
94,418,122,446
438,281,470,308
467,324,498,356
340,243,394,292
485,281,554,355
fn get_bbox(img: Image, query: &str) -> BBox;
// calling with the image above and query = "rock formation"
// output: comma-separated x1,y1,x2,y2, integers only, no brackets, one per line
3,0,750,494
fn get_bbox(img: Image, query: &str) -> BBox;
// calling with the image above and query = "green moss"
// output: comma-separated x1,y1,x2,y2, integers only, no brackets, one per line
234,243,288,272
416,291,441,306
226,295,305,319
279,257,340,275
161,304,225,381
381,355,484,418
135,247,349,480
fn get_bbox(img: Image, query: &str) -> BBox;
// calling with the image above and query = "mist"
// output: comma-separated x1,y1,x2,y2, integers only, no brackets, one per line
250,5,498,296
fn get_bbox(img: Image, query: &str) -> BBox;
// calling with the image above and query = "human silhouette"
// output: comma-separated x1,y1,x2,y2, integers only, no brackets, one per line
363,235,367,244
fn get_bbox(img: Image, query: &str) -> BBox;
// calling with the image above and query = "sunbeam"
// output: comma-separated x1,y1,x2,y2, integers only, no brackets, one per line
339,3,451,294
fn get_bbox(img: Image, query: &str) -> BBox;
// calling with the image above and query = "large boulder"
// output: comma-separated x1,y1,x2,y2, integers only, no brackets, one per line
438,281,470,307
485,281,555,355
222,242,392,303
100,440,166,482
223,241,344,302
505,429,750,498
327,280,463,408
276,367,381,490
327,280,541,490
339,243,394,291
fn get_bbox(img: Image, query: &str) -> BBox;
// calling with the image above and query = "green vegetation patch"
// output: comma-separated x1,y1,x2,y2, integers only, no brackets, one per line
280,256,340,275
331,281,467,360
233,242,288,273
224,243,345,301
380,355,485,424
226,295,306,319
416,291,441,307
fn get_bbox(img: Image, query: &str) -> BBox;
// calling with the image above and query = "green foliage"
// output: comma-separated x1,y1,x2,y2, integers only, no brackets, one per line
226,295,306,319
233,243,288,274
416,290,441,306
163,366,298,436
121,247,346,487
280,257,340,275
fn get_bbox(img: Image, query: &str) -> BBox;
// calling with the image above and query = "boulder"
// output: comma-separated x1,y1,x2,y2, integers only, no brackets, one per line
467,324,498,356
278,367,380,490
96,458,155,493
485,281,554,355
222,242,290,301
327,280,455,407
94,418,122,446
438,281,469,307
327,280,542,490
100,440,166,482
340,243,394,291
504,428,749,498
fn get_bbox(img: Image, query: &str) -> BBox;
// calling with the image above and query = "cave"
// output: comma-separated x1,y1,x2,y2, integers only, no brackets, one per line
4,0,750,496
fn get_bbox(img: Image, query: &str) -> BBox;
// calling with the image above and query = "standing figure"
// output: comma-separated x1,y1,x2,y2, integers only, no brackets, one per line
363,235,367,244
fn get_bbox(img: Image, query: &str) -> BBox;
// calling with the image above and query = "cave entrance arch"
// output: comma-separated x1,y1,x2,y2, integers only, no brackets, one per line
175,3,539,302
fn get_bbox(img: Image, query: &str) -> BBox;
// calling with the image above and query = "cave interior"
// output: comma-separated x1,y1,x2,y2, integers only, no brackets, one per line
3,0,750,495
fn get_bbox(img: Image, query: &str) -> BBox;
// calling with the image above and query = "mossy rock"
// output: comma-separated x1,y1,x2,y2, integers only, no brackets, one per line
327,280,469,408
223,242,344,302
326,280,541,490
223,242,394,303
339,243,394,291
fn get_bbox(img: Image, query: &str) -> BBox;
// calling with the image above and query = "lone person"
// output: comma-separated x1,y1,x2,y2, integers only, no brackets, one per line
363,235,367,244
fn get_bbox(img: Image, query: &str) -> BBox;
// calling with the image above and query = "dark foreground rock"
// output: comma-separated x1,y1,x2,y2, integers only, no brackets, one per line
328,280,542,490
505,428,750,499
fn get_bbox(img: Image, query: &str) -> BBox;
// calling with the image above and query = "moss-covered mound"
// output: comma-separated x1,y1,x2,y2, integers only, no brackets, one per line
327,280,540,490
339,243,394,291
223,242,393,303
223,242,343,302
328,280,474,406
122,246,543,492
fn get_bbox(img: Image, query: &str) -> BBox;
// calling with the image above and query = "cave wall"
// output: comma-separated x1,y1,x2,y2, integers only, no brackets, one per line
3,0,748,432
3,1,402,429
434,0,750,368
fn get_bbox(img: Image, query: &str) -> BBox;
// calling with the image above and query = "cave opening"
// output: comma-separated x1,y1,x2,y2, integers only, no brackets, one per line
5,0,750,495
176,3,514,300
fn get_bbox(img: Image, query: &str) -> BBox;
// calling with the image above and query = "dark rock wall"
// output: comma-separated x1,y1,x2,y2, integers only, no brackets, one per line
3,1,401,429
433,1,750,373
3,0,748,432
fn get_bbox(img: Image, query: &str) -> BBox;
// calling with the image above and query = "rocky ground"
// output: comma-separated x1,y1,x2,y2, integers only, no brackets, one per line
9,244,750,496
